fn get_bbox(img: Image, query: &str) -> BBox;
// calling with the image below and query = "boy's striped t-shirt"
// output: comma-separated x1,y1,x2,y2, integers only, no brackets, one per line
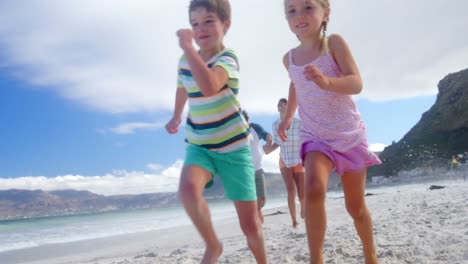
177,48,250,153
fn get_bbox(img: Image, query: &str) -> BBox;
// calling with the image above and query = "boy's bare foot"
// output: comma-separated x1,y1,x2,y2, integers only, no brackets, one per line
201,241,223,264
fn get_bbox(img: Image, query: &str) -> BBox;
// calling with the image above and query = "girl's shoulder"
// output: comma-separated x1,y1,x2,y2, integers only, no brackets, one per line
282,45,301,70
326,34,349,59
282,51,290,69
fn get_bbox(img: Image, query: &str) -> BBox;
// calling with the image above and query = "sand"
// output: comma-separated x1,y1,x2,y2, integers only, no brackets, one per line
2,180,467,264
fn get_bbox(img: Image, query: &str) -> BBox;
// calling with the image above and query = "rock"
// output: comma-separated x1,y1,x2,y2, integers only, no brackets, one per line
265,210,287,216
429,185,446,190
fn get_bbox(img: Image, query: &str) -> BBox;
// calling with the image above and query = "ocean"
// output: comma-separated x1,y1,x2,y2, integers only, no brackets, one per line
0,195,294,254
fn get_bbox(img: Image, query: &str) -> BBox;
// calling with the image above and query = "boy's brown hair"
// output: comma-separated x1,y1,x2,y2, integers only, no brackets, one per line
278,98,288,106
189,0,231,22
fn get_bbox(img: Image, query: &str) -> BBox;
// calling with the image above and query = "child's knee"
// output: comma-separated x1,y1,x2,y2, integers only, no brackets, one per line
240,219,261,238
305,180,327,201
285,184,296,194
346,202,367,219
178,181,201,203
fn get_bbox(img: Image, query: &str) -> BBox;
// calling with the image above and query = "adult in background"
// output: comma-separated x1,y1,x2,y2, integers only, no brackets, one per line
265,98,305,228
242,110,273,223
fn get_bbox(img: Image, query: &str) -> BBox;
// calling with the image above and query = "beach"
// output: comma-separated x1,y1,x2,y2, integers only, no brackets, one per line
1,180,467,264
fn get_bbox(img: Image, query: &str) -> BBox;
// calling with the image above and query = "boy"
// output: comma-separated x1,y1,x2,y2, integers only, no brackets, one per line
165,1,267,263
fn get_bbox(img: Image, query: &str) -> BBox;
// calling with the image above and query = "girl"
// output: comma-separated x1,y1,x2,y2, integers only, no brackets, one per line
278,0,382,263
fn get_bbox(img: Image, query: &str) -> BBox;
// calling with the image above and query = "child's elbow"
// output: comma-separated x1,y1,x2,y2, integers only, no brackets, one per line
201,90,214,97
352,77,363,94
353,85,363,94
199,85,219,97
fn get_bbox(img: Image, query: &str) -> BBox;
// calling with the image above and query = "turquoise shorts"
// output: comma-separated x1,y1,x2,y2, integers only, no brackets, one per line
184,144,256,201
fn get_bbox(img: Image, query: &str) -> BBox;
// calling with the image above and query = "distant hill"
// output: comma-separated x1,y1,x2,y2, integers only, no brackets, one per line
0,173,292,221
0,189,178,221
369,68,468,177
0,171,349,221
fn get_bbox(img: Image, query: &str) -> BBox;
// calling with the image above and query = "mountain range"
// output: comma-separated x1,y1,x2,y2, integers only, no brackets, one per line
1,172,301,221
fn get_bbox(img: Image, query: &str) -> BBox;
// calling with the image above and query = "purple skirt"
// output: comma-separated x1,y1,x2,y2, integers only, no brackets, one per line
301,140,382,176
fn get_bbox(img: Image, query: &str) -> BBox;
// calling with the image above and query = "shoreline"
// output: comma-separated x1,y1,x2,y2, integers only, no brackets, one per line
1,174,463,223
1,180,467,264
0,220,204,264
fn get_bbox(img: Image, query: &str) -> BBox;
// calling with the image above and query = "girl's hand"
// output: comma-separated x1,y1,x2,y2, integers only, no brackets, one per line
277,120,291,142
165,116,182,134
304,64,331,90
176,29,194,50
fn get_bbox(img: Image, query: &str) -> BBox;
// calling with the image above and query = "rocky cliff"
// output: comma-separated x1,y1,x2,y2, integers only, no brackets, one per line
369,68,468,176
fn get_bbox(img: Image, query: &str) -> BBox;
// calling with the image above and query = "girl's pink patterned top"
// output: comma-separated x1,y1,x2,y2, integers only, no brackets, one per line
288,50,366,152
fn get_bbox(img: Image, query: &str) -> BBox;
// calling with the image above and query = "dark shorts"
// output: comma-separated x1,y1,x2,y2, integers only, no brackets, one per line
255,169,266,199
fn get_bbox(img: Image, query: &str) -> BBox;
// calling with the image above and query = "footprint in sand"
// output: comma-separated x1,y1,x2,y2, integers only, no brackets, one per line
294,253,308,262
323,242,333,249
335,247,351,258
169,248,187,256
134,252,158,259
287,232,306,239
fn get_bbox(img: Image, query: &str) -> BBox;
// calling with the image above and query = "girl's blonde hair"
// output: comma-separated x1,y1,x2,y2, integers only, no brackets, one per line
315,0,330,54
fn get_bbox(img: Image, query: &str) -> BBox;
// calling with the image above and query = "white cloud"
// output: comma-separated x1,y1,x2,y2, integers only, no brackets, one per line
0,1,466,114
369,143,386,153
0,160,184,195
0,152,283,195
0,1,185,113
334,1,468,102
110,121,164,134
146,163,163,172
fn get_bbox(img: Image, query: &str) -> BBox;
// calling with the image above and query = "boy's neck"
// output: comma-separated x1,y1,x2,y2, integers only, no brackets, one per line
199,45,225,61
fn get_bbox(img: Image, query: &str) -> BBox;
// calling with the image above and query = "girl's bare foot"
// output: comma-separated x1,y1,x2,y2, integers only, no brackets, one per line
365,253,378,264
201,241,223,264
292,220,299,228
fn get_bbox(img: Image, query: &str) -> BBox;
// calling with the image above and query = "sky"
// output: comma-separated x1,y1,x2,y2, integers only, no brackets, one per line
0,0,466,195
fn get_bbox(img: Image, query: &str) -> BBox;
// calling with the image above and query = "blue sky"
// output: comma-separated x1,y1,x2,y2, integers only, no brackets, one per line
0,1,466,195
